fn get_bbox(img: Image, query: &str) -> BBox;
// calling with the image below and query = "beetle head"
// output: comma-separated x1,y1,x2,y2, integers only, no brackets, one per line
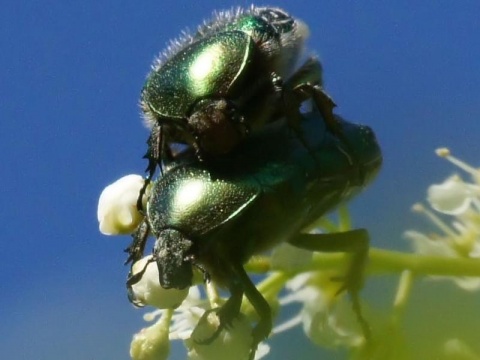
153,229,194,290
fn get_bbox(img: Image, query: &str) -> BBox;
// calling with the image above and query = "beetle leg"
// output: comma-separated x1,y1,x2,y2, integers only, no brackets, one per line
283,57,361,170
288,228,371,341
285,63,336,135
194,278,244,345
293,82,355,162
289,69,361,171
191,261,211,283
286,56,324,88
232,263,272,360
124,218,150,266
194,263,270,360
137,123,162,212
282,57,328,164
125,255,156,307
137,123,180,212
123,220,153,306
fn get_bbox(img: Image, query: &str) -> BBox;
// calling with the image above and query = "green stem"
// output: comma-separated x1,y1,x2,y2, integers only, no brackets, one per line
367,248,480,277
247,247,480,278
255,271,289,297
161,308,174,326
205,281,223,308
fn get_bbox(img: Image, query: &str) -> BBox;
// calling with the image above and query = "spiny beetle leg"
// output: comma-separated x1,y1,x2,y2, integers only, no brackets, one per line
286,56,324,90
137,123,175,212
194,279,244,345
232,263,272,360
125,255,156,307
124,219,150,265
288,228,371,341
283,57,329,165
137,126,160,212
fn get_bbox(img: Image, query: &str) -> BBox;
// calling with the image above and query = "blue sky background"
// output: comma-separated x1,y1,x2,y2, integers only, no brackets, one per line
2,1,480,359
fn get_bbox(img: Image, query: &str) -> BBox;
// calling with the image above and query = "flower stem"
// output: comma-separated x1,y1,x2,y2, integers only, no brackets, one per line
303,248,480,278
246,247,480,285
368,248,480,277
205,281,222,308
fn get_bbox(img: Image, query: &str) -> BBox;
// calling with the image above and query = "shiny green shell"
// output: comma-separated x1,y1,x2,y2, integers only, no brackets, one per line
142,31,259,119
147,166,259,238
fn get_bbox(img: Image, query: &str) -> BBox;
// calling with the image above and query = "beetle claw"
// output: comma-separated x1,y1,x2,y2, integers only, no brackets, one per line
193,284,243,344
193,304,239,345
193,308,225,345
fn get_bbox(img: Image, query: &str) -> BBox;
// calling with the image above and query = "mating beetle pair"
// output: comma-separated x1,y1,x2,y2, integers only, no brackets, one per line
125,5,382,359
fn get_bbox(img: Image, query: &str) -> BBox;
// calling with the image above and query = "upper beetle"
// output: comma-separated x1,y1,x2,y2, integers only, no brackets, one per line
126,109,382,359
138,6,343,207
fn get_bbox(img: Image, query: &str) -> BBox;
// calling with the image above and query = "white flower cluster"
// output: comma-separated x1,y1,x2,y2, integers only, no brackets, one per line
405,148,480,290
128,286,271,360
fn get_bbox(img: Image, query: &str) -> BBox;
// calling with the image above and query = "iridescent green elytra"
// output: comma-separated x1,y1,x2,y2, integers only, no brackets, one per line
143,30,258,122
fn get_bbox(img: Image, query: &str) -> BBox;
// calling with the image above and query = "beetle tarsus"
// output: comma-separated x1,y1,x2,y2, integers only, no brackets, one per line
191,261,211,283
288,228,371,342
232,263,272,359
124,219,150,265
194,283,244,345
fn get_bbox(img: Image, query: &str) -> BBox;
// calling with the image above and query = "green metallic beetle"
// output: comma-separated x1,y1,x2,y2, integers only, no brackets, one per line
137,6,342,209
126,110,382,359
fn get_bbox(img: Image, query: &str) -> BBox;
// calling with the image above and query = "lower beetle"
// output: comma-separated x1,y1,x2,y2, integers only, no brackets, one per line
126,110,382,358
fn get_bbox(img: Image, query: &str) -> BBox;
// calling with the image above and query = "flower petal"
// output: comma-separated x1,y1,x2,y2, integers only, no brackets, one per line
130,256,189,309
97,174,148,235
427,176,473,215
130,312,171,360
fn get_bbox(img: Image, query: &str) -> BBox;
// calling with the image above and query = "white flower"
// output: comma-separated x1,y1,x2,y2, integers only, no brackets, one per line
301,289,364,348
185,311,253,360
427,175,477,215
277,271,364,350
131,286,270,360
130,287,205,359
142,286,205,341
442,338,480,360
97,174,149,235
406,148,480,290
405,230,457,258
130,255,190,309
130,310,171,360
